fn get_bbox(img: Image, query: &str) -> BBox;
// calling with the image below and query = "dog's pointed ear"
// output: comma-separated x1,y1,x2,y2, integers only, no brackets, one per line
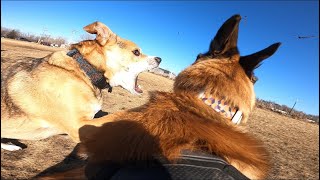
83,21,116,46
240,42,281,74
209,14,241,56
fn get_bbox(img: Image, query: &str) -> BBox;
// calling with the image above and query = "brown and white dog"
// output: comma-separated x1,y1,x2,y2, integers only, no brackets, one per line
39,14,280,179
1,21,161,151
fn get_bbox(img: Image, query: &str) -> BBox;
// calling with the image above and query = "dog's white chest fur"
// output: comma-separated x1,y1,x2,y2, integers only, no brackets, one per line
91,103,102,119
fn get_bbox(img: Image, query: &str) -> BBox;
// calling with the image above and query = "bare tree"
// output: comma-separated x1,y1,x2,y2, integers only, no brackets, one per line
6,30,20,39
1,27,11,37
80,33,95,41
53,36,67,46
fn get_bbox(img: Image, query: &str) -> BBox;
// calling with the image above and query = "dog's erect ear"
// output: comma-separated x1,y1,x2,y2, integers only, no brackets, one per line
83,21,116,46
239,42,281,74
209,14,241,56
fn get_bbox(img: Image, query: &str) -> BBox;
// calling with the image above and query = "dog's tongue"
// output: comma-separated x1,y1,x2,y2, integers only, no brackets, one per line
135,84,143,94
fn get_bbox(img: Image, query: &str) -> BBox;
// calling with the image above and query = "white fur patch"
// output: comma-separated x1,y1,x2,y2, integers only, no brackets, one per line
1,143,22,151
39,120,51,128
91,103,102,119
105,49,123,70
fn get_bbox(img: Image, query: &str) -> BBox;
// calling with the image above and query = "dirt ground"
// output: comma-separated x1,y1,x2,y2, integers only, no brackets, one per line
1,38,319,180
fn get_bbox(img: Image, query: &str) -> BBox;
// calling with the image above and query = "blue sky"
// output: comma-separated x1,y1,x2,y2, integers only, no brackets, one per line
1,1,319,116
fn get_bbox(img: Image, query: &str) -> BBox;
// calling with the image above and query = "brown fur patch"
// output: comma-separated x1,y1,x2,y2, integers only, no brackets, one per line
11,16,279,180
77,90,269,179
174,58,255,123
1,57,44,117
68,14,279,180
117,41,127,49
1,20,160,143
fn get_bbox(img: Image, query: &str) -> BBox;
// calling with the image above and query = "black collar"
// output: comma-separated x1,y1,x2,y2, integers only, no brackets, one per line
67,49,112,92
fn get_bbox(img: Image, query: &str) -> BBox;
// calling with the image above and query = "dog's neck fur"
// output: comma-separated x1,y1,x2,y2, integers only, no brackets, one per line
198,92,243,124
67,49,112,91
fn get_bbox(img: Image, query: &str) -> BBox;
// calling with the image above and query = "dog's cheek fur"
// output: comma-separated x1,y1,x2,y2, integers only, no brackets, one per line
104,47,145,75
105,48,125,72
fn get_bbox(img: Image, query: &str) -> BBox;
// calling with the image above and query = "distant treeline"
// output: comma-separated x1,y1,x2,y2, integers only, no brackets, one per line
1,27,67,46
1,27,318,124
149,68,176,80
256,98,319,124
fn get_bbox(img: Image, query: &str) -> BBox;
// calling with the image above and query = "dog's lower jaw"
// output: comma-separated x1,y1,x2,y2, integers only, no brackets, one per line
109,71,142,95
107,57,160,95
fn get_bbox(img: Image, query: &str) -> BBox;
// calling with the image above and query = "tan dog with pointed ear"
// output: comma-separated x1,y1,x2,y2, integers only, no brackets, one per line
38,14,280,180
1,21,161,151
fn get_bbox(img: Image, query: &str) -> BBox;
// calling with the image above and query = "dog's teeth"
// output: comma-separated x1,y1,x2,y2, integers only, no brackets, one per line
135,84,143,93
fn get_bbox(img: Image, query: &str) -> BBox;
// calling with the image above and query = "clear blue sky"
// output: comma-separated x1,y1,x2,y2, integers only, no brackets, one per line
2,1,319,116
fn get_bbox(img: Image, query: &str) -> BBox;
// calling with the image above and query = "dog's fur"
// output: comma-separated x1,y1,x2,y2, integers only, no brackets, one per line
1,21,161,151
38,14,280,179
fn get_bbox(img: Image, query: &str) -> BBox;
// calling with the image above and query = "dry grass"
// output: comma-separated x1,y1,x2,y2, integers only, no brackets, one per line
1,39,319,180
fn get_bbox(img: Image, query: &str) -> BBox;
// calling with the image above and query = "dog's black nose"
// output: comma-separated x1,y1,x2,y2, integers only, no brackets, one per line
155,57,162,64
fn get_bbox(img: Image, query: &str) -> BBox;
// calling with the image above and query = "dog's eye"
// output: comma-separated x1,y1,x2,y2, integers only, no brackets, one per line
132,49,140,56
251,75,258,84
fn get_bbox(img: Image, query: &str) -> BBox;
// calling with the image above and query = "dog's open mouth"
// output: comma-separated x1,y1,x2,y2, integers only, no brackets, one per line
134,76,143,94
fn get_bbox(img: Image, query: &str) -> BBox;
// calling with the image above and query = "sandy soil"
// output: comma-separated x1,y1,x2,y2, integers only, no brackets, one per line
1,39,319,180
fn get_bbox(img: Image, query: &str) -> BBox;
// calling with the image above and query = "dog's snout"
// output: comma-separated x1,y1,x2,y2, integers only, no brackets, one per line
155,57,162,64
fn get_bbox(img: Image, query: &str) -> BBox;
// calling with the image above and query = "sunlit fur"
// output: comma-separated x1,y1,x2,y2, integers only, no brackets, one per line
1,21,160,151
38,15,280,180
175,56,255,124
70,22,161,95
70,26,159,90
